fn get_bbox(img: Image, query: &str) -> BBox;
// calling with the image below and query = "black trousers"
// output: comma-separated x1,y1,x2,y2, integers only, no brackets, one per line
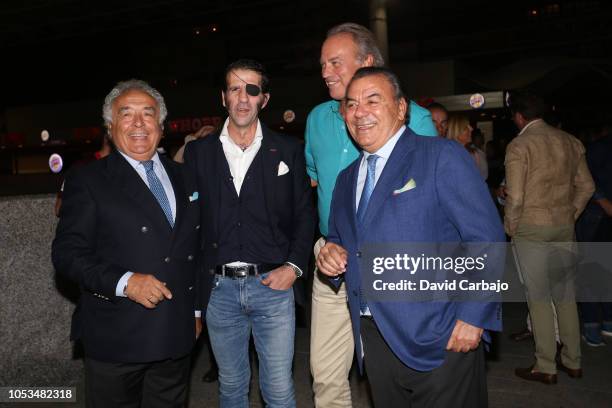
361,317,488,408
84,354,191,408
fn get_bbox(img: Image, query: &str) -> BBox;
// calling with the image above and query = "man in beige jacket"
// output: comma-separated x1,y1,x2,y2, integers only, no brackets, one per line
505,90,594,385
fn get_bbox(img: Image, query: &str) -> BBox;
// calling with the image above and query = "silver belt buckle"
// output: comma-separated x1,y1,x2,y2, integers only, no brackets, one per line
234,265,249,278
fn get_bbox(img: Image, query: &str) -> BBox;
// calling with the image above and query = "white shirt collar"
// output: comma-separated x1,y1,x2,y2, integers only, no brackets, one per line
219,118,263,150
118,150,162,170
363,125,406,161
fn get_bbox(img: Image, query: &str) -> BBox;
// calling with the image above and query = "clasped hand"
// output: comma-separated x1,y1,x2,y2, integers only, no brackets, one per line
316,242,348,277
125,273,173,309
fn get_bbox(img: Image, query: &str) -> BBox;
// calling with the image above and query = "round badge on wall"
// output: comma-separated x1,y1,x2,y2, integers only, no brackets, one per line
469,93,485,109
41,130,50,142
283,110,296,123
49,153,63,173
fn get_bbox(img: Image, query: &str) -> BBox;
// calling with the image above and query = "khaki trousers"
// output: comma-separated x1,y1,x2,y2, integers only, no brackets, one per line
310,237,354,408
513,224,581,374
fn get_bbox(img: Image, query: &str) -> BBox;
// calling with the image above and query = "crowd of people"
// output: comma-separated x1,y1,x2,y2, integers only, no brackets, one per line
50,21,610,408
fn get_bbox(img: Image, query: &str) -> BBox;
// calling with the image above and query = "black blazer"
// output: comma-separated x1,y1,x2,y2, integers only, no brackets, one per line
184,125,315,308
52,150,201,363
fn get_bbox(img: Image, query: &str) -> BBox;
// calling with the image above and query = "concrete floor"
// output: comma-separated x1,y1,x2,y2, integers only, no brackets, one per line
13,303,612,408
187,302,612,408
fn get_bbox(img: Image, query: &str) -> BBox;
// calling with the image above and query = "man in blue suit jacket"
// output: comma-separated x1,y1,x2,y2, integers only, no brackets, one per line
317,67,505,407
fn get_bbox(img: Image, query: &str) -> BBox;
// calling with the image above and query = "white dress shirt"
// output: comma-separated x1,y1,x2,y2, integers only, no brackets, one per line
115,151,176,297
355,125,406,210
355,125,405,316
219,118,263,196
119,151,177,220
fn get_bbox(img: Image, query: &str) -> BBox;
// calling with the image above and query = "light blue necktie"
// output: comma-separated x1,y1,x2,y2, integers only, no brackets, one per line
357,154,378,313
356,154,379,223
141,160,174,228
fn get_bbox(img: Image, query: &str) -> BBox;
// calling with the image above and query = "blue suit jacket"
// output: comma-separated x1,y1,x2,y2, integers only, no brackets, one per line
328,127,505,371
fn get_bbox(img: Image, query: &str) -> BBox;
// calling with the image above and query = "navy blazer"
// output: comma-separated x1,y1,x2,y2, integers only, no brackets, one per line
184,124,315,309
52,150,201,363
328,127,505,371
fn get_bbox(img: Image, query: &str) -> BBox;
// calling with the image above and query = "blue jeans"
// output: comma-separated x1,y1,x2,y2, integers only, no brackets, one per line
206,273,296,408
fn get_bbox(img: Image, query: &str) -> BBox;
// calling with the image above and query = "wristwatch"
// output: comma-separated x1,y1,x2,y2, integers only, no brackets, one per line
284,262,303,278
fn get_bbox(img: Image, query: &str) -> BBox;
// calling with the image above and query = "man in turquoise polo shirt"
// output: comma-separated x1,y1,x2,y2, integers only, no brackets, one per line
305,22,437,408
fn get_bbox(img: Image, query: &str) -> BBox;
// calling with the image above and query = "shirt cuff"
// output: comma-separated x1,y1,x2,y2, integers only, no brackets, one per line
194,310,202,318
115,272,134,297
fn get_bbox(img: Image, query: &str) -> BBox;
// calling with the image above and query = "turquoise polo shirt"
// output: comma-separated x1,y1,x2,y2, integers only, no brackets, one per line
305,99,437,236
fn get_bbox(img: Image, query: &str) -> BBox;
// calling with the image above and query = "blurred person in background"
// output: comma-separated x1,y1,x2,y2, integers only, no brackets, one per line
427,102,449,138
505,90,594,384
447,114,488,180
576,122,612,347
173,124,216,163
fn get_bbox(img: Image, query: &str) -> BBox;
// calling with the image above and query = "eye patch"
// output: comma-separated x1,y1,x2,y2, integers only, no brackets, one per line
246,83,261,96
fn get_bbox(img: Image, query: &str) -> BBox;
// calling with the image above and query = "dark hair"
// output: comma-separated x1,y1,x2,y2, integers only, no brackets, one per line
508,90,549,121
427,102,448,114
349,66,405,101
224,59,270,93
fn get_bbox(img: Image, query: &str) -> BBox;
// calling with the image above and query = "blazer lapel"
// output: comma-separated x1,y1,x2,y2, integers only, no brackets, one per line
260,127,279,217
361,129,416,229
349,153,362,240
161,156,187,242
212,137,229,240
107,150,172,235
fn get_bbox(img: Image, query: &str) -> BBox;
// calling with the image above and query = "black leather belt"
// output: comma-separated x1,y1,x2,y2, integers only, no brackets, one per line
215,263,282,278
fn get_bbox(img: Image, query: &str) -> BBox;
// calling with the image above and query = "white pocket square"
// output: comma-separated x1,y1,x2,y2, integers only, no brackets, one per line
189,192,199,202
393,178,416,195
278,161,290,176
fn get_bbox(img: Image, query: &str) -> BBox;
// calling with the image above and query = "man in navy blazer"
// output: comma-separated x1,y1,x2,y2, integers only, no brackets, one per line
52,80,201,407
184,59,314,407
317,67,505,407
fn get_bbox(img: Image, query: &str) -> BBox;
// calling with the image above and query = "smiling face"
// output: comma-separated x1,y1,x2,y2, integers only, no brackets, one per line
108,89,162,161
320,33,372,101
344,74,407,153
222,68,269,132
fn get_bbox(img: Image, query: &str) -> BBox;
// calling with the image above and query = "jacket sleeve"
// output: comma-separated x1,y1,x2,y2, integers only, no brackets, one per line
286,142,316,278
503,140,528,236
51,170,127,300
436,142,505,332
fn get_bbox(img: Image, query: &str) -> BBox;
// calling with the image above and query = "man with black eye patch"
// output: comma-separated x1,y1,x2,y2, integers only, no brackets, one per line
184,59,314,407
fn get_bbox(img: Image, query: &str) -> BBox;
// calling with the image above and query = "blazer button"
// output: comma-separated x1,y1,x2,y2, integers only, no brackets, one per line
356,251,361,258
212,242,218,249
141,226,148,233
188,286,193,291
195,225,200,230
187,255,194,261
209,268,215,275
352,290,358,296
164,257,171,263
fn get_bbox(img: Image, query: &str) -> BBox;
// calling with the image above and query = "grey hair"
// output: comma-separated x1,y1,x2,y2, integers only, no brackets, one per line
102,79,167,129
326,22,385,67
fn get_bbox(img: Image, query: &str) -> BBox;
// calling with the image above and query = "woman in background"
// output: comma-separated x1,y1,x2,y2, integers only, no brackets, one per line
446,114,488,180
